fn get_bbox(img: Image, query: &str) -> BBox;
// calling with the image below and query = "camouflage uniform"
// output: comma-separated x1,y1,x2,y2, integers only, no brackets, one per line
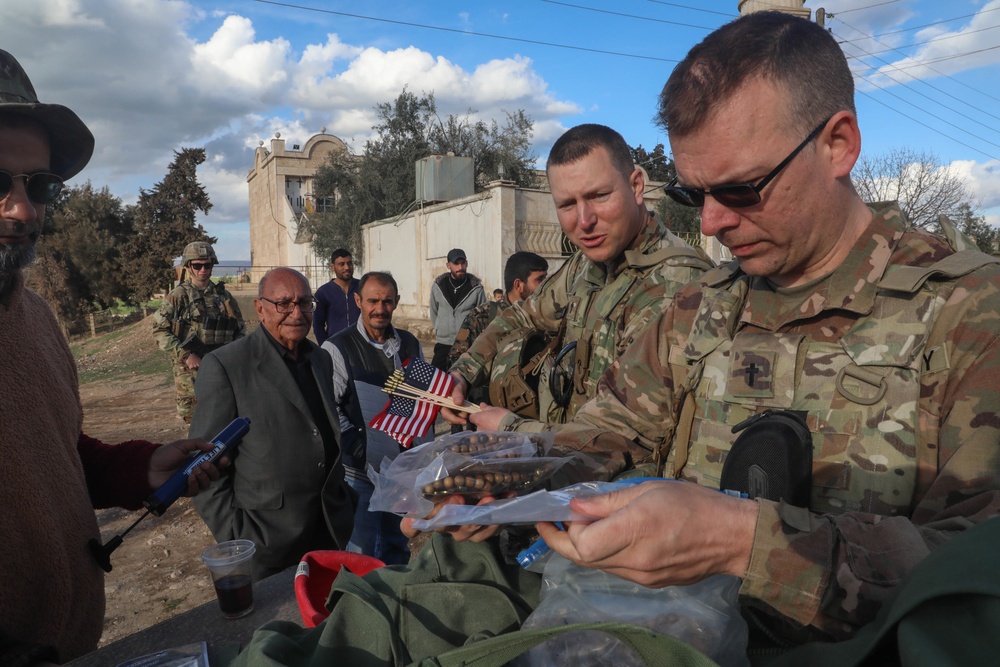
510,205,1000,639
451,213,712,424
447,296,510,369
152,280,245,422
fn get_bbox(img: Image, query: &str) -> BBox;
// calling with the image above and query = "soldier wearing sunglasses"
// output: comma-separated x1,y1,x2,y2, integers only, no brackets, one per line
521,11,1000,648
153,240,245,423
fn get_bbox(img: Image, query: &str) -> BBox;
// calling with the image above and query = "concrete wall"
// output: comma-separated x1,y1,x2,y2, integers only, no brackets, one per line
738,0,810,17
363,182,572,320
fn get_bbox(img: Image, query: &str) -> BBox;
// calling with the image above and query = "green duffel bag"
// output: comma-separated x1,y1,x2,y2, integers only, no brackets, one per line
229,532,722,667
232,516,1000,667
229,534,541,667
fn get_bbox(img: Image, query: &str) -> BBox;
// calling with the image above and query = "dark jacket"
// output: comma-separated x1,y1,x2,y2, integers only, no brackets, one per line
325,324,423,470
191,327,355,579
314,278,361,343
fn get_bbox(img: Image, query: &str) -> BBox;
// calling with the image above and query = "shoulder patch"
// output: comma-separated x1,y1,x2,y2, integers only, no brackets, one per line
920,344,949,374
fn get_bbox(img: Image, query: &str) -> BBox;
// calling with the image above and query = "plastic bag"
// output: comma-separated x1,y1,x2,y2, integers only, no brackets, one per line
514,554,750,667
408,478,666,531
368,430,572,517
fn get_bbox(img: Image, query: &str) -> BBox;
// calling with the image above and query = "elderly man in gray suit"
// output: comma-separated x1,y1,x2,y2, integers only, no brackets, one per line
192,267,355,579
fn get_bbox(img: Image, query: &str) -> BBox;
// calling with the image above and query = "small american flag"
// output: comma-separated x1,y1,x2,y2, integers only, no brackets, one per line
369,358,455,447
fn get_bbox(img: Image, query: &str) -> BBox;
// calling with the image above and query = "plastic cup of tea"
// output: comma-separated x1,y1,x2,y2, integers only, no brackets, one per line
201,539,256,619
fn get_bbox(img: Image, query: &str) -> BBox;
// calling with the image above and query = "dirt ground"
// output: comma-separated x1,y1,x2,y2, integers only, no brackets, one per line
79,311,437,647
80,346,222,646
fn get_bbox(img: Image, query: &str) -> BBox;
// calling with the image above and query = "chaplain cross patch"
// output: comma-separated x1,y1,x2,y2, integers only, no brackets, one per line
729,350,775,398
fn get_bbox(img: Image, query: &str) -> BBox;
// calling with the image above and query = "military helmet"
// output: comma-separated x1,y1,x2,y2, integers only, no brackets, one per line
182,241,218,266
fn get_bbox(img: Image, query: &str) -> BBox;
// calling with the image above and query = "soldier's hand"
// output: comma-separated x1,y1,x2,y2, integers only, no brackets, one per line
401,493,502,543
148,438,229,497
470,405,512,431
537,480,758,588
441,372,470,425
185,353,202,370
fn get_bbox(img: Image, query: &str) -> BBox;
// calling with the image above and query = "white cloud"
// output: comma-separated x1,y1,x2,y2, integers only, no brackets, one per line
949,158,1000,209
191,15,291,93
0,0,583,259
861,0,1000,86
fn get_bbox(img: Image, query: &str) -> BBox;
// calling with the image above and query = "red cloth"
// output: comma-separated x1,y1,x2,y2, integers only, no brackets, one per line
294,551,385,627
77,433,159,510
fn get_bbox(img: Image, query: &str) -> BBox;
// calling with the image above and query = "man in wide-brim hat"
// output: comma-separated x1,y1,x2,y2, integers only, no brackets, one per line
0,49,224,664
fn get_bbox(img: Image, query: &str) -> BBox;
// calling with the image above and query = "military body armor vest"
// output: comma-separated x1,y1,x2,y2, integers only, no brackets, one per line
666,248,997,517
173,283,242,353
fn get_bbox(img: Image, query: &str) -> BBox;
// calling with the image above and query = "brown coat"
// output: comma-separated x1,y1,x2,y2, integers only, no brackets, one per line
0,278,103,661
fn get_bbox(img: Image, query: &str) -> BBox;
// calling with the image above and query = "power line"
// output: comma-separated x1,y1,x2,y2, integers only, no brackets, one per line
861,22,1000,57
251,0,680,63
836,0,904,15
880,42,1000,69
853,68,1000,151
541,0,714,31
854,65,1000,148
831,21,1000,129
849,6,1000,41
857,87,999,161
645,0,736,18
853,76,1000,161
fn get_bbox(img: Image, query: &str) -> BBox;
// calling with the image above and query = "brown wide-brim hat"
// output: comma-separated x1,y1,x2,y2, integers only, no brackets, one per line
0,49,94,179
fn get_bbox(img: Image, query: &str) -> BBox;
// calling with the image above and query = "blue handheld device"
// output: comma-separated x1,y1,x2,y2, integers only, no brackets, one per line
144,417,251,515
89,417,250,572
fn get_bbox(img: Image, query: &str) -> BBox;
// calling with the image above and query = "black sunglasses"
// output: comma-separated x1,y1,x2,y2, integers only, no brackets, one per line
0,170,64,205
189,262,213,271
663,116,832,209
259,296,316,314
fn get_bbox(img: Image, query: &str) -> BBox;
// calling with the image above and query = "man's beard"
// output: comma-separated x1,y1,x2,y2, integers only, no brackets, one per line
0,242,36,279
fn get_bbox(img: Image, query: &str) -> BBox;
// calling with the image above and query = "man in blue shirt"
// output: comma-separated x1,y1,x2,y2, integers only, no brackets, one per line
313,248,360,343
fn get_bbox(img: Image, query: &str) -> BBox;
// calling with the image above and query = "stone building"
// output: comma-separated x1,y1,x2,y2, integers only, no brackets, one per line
738,0,810,18
246,131,349,285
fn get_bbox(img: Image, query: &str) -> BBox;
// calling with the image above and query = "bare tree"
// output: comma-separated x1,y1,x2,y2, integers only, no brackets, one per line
852,147,978,230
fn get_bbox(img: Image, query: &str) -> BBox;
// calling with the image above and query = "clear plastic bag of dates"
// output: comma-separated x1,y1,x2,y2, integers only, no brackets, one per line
367,430,571,518
514,554,750,667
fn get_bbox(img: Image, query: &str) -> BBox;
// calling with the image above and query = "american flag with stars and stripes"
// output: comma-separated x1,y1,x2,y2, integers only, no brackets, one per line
368,357,455,447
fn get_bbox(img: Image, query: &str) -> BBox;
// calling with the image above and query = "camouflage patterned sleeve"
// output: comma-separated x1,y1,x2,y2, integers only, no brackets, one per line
227,291,246,339
450,259,577,388
446,308,480,369
741,268,1000,638
497,305,680,471
151,290,188,363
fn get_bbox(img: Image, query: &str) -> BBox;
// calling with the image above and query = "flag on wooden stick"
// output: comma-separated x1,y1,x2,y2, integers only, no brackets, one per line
369,358,459,447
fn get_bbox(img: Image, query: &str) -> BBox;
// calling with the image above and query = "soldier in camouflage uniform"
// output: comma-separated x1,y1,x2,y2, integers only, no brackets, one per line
446,251,549,370
445,124,712,427
507,12,1000,646
153,242,245,423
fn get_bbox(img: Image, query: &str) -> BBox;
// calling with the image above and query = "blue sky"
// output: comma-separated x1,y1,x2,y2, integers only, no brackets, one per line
2,0,998,260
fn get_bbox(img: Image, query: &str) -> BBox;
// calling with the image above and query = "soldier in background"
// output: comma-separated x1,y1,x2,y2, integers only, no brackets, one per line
445,124,712,427
446,251,549,372
153,241,245,423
